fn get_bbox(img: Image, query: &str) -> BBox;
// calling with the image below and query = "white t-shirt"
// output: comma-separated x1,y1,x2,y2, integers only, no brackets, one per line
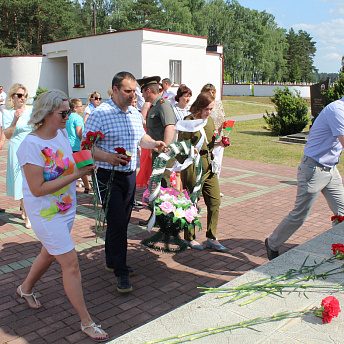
17,130,77,255
162,88,177,107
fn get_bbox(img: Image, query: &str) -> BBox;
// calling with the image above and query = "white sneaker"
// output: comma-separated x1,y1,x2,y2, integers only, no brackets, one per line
220,192,224,197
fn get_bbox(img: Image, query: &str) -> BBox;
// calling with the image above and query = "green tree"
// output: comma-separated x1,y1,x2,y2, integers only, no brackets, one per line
0,0,86,55
159,0,194,34
79,0,112,35
263,87,309,136
126,0,163,29
324,73,344,105
285,28,316,83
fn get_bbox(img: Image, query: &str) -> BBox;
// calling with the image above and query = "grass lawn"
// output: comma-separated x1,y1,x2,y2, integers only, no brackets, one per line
223,100,273,117
224,118,305,167
222,96,344,171
223,95,274,105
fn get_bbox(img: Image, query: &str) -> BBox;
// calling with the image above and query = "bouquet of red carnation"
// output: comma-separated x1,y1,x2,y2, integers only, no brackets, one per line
81,131,105,150
79,131,107,239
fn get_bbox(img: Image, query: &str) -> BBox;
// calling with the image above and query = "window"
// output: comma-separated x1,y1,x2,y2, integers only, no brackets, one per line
169,60,182,85
73,63,84,87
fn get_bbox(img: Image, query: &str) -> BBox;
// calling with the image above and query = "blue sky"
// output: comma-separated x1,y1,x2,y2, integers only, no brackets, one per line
238,0,344,73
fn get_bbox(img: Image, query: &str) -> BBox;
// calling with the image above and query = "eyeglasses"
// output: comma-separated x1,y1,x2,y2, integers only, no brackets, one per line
94,97,102,101
58,109,72,119
15,93,26,98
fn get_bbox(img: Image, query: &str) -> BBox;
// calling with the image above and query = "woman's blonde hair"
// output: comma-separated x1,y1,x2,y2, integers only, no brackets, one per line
86,91,101,105
29,90,68,129
200,83,216,96
6,83,28,109
107,86,113,98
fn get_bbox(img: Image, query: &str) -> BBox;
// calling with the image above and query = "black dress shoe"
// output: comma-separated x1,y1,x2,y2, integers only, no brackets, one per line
265,238,279,260
117,275,133,293
0,208,5,213
139,219,149,226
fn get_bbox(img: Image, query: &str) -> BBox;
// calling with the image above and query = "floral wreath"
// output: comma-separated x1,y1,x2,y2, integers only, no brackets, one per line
141,140,204,253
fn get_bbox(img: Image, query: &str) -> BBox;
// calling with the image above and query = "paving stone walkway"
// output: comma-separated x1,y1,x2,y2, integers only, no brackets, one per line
0,142,335,344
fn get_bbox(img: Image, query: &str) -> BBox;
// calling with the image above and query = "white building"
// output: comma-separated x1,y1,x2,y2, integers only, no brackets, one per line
0,28,223,103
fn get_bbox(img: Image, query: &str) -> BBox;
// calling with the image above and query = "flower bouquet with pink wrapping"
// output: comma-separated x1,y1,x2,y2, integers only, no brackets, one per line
141,187,202,253
154,187,202,233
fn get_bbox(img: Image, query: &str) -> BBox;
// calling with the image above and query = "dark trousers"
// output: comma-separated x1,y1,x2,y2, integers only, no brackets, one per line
97,168,136,277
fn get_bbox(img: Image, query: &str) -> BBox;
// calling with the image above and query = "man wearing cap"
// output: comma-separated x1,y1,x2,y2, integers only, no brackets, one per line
137,76,176,188
83,71,166,293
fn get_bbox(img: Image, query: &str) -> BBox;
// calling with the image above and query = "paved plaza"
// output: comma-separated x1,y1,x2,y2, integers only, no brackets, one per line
0,142,335,344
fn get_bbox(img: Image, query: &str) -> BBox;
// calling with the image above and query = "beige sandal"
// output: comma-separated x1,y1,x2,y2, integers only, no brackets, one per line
81,322,109,342
24,217,32,229
17,285,41,309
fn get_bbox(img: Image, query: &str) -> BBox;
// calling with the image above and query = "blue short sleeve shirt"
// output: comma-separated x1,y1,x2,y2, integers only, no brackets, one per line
83,99,146,171
304,96,344,167
65,112,84,151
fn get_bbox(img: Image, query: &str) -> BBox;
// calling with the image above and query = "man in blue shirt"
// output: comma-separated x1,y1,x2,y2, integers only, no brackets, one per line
265,96,344,260
83,71,165,293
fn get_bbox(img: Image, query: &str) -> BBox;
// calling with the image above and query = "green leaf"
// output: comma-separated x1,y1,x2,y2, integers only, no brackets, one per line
194,220,202,230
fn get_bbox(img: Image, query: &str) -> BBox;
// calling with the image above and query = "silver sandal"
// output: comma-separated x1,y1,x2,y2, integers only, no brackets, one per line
17,285,41,309
81,322,109,342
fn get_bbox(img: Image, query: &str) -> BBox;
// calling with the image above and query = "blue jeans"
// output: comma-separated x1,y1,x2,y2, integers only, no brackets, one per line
269,156,344,251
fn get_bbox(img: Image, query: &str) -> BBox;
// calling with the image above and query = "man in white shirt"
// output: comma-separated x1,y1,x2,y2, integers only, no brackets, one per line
265,96,344,260
162,78,176,106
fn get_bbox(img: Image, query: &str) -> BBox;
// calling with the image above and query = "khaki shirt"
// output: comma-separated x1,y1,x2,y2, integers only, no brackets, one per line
146,95,175,141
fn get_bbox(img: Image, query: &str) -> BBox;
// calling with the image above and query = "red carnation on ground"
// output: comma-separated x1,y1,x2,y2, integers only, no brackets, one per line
331,215,344,224
332,243,344,259
313,296,341,324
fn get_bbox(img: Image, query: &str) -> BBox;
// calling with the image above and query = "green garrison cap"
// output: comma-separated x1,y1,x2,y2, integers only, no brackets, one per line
137,76,161,91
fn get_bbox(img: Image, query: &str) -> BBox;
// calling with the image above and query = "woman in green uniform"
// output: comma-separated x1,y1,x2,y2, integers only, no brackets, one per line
177,92,226,251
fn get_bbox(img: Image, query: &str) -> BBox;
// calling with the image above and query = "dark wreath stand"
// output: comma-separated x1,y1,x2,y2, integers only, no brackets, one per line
141,141,204,253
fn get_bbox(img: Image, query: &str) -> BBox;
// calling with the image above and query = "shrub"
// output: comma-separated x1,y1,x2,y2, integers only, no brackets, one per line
33,86,49,101
263,87,309,136
324,73,344,106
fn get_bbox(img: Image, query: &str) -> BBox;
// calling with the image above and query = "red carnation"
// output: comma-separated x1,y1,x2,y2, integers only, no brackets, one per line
313,296,341,324
81,139,93,150
331,215,344,224
332,243,344,259
86,131,97,142
321,296,341,323
95,131,105,140
115,147,126,154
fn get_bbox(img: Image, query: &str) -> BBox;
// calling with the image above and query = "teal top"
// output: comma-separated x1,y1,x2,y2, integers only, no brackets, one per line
65,112,84,151
3,106,33,199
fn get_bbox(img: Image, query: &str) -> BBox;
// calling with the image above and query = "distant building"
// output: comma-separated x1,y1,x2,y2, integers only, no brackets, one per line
0,28,223,103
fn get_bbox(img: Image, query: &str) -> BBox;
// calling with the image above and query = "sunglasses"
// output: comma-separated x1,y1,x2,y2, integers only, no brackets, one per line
58,109,72,119
15,93,26,98
93,97,102,101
